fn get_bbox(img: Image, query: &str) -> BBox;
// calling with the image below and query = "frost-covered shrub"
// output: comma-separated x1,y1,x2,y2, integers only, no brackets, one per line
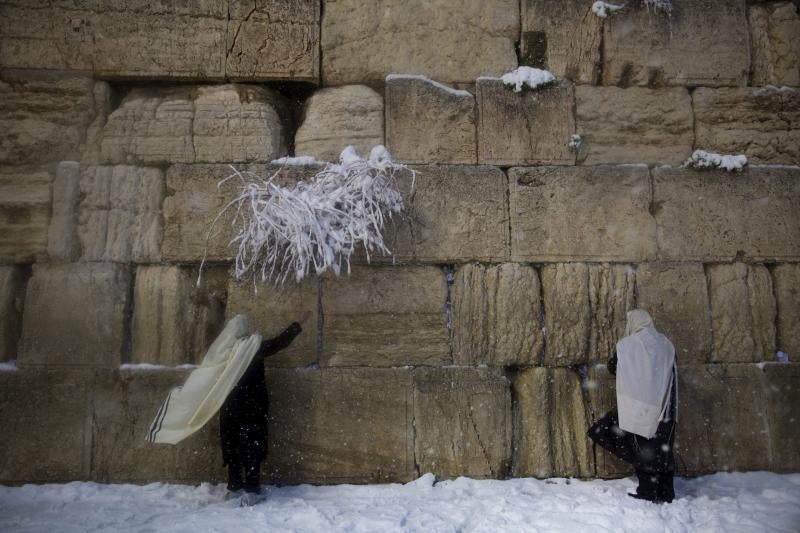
202,145,414,286
501,67,556,93
642,0,672,15
684,150,748,172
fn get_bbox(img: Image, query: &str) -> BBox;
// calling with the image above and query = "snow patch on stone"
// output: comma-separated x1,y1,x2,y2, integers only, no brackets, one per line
271,156,325,166
120,363,198,371
385,74,472,97
685,150,748,172
592,2,625,18
0,360,17,371
500,67,556,93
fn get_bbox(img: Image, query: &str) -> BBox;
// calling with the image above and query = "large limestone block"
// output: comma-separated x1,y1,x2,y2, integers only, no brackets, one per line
452,263,543,366
18,263,130,369
226,277,318,368
513,367,595,478
321,0,519,85
0,2,227,78
133,266,228,367
226,0,320,82
575,87,693,165
541,263,635,366
321,266,448,367
414,368,511,479
47,161,81,262
0,371,92,483
636,263,711,364
266,367,416,484
98,85,287,165
602,0,750,87
762,363,800,471
381,165,509,263
520,0,602,84
652,166,800,261
586,364,633,478
477,79,574,166
91,369,224,483
693,87,800,165
0,266,27,361
78,165,164,263
386,76,476,164
749,2,800,87
0,70,101,165
294,85,384,162
773,264,800,359
707,264,776,363
161,164,319,262
676,364,771,473
509,166,656,262
0,166,51,263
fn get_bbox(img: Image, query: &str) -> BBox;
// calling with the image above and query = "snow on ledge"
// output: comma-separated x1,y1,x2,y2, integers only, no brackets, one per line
120,363,198,371
385,74,472,97
753,85,799,97
684,150,748,172
500,67,556,93
271,155,325,166
0,360,18,372
592,2,625,18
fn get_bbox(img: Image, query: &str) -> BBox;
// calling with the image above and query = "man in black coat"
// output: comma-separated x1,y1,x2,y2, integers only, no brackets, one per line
220,310,310,498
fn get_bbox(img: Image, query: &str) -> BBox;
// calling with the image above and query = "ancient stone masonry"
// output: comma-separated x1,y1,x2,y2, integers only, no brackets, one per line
1,0,800,486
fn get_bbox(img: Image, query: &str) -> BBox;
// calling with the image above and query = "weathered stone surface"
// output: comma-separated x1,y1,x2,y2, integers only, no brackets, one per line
0,371,92,483
477,79,574,166
0,1,227,78
749,2,800,87
762,363,800,471
652,166,800,261
47,161,81,262
773,264,800,359
78,165,164,263
321,266,448,367
266,367,415,484
513,367,595,478
0,266,27,361
452,263,543,366
575,87,693,165
321,0,519,85
0,70,99,165
707,263,776,363
676,364,772,473
602,0,750,87
18,263,130,369
381,165,509,263
226,0,320,82
92,369,224,483
586,364,634,478
162,164,318,262
295,85,383,162
0,166,51,263
520,0,602,83
98,85,287,165
132,266,228,366
226,277,318,368
636,263,711,364
541,263,635,366
509,166,656,262
386,76,476,164
414,367,511,479
693,87,800,165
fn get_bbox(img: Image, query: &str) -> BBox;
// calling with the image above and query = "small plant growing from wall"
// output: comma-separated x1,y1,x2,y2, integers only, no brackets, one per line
200,146,414,288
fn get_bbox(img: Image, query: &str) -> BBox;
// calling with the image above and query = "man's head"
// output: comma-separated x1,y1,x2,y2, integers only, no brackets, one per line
624,309,655,337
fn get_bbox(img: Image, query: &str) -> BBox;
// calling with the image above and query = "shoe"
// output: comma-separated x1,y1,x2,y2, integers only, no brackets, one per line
627,492,672,504
239,491,264,507
225,489,244,501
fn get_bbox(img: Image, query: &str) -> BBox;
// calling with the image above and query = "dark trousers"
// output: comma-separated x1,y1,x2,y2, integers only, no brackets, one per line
220,414,267,494
589,409,676,502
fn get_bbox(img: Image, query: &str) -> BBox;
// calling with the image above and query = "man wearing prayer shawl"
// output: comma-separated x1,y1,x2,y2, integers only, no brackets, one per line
588,309,678,503
147,311,310,504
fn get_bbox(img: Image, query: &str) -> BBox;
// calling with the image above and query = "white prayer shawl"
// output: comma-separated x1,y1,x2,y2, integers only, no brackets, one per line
146,315,262,445
616,309,677,439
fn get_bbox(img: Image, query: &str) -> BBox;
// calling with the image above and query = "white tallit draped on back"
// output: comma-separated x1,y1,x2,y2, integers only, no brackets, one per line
146,314,262,445
615,309,677,439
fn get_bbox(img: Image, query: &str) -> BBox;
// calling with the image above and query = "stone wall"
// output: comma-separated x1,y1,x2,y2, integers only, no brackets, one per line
1,0,799,485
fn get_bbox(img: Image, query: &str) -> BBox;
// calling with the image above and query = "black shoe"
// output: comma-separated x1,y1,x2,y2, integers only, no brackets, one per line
628,492,672,504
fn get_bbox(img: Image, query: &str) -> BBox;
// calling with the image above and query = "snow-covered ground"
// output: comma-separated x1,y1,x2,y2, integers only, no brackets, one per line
1,472,798,532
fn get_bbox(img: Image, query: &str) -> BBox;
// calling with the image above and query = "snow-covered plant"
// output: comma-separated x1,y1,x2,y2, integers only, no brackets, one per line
501,67,556,93
202,145,414,286
684,150,748,172
642,0,671,15
592,2,625,18
568,134,583,151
